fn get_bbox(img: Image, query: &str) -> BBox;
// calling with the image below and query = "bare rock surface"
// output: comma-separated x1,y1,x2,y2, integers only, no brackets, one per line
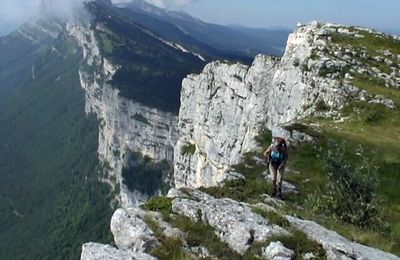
285,216,399,260
80,243,155,260
169,188,288,254
262,241,294,260
110,208,156,253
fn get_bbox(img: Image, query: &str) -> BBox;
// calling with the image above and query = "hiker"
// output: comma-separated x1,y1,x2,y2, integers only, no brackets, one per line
263,137,288,199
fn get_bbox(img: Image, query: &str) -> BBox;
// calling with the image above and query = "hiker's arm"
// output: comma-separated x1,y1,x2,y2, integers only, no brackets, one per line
263,146,271,159
278,160,286,169
278,149,288,169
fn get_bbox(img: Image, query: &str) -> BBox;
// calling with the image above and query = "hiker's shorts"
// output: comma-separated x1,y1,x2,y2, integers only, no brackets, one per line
269,162,285,186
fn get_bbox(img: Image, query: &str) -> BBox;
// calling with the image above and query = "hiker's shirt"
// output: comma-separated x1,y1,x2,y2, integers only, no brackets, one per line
269,144,287,169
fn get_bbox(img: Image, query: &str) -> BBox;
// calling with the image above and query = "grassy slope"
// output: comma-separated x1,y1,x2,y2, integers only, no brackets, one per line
285,29,400,254
0,31,113,259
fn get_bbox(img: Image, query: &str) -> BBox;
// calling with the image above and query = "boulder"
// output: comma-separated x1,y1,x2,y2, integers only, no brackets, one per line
285,216,399,260
170,189,288,254
262,241,294,260
110,208,156,253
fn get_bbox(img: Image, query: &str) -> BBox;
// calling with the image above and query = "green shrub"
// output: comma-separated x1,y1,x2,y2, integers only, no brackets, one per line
245,208,326,259
113,149,120,157
266,230,326,259
151,236,189,260
181,143,196,155
142,196,172,220
315,99,330,112
255,128,272,151
283,123,322,139
310,49,319,60
302,63,310,72
252,207,289,227
201,178,270,204
143,216,192,259
307,141,386,229
318,65,338,77
342,101,389,125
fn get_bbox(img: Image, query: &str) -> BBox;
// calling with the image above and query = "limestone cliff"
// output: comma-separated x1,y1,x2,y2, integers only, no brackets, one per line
174,56,278,188
174,21,398,188
67,20,179,207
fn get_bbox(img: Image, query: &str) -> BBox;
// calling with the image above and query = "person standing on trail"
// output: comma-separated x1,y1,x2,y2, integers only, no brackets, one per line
263,137,288,199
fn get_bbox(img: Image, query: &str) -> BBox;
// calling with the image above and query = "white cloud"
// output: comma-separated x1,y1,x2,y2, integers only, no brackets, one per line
0,0,85,35
0,0,39,24
144,0,197,8
0,0,197,35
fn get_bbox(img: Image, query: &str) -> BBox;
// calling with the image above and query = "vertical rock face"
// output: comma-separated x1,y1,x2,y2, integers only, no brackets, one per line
67,20,178,207
173,21,365,188
174,56,278,188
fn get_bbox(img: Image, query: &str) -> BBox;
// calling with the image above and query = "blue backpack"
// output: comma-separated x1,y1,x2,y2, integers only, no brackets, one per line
270,138,286,162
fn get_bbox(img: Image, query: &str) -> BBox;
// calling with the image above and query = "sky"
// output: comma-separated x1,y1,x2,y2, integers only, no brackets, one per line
1,0,400,36
177,0,400,32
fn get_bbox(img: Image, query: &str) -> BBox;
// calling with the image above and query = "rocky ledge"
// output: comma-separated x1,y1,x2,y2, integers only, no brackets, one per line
88,187,398,259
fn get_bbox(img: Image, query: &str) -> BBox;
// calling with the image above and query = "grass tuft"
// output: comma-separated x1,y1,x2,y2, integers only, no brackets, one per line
171,215,240,259
142,196,173,221
181,143,196,156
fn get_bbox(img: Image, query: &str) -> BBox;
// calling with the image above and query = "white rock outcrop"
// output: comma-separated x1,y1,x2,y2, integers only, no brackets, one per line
81,242,155,260
285,216,399,260
168,188,288,254
263,241,294,260
110,208,157,253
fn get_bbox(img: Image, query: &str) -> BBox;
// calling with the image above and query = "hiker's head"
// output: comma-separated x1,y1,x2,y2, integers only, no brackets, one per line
273,137,285,149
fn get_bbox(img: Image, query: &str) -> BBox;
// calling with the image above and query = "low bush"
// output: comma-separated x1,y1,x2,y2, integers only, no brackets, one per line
142,196,173,220
307,141,387,230
143,216,192,260
255,128,273,151
315,99,330,112
181,143,196,155
266,229,326,259
171,215,240,259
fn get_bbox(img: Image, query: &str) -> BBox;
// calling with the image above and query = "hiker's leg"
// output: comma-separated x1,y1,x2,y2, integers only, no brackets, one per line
269,163,277,196
277,166,285,199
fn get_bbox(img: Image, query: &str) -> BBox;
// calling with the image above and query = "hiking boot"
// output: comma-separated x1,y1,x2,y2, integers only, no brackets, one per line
277,187,283,200
271,180,277,197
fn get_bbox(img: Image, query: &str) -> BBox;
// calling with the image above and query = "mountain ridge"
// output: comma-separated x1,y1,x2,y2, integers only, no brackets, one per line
80,20,400,259
1,0,399,258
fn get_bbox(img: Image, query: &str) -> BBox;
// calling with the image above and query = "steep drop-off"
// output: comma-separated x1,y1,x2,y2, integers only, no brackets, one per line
0,19,114,259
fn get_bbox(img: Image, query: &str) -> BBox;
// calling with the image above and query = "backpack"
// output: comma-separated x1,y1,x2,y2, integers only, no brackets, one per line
270,137,287,162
